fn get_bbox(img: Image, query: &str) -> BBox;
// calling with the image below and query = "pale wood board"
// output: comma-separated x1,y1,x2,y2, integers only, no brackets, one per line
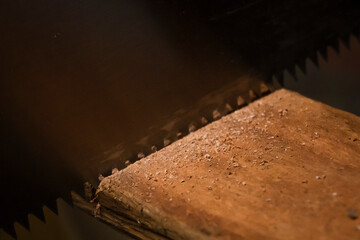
75,89,360,239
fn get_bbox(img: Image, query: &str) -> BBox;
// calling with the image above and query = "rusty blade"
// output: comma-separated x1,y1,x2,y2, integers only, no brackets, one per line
1,0,360,235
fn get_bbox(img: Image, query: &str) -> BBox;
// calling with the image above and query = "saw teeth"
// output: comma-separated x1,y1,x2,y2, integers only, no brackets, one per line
15,218,30,232
274,71,284,86
298,59,307,74
163,138,171,147
30,209,46,223
259,83,270,96
46,199,59,216
329,38,340,54
111,168,119,174
212,109,221,120
318,46,328,62
309,51,319,68
98,174,105,181
288,66,297,81
151,145,157,152
225,103,233,113
188,123,196,132
295,65,305,79
248,90,257,102
137,152,145,159
236,96,246,107
201,116,208,125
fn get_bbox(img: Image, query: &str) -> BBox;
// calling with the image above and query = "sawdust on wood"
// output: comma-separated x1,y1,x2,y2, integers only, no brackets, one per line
89,89,360,239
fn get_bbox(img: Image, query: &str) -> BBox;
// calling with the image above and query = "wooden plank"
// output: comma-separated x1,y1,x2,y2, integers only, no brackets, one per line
75,89,360,239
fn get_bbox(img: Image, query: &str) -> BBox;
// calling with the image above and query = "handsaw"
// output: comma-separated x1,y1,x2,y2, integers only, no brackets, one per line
1,0,359,236
4,26,360,240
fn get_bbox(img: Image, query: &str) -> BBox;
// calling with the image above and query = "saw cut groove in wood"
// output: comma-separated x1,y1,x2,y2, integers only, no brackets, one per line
74,89,360,239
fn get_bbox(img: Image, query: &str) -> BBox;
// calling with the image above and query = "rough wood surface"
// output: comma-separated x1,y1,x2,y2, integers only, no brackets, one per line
79,89,360,239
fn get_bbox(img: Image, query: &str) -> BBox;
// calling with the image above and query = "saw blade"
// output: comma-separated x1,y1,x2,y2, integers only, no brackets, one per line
1,0,360,236
2,21,360,240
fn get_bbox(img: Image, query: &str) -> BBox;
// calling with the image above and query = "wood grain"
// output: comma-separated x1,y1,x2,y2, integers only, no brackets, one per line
75,89,360,239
